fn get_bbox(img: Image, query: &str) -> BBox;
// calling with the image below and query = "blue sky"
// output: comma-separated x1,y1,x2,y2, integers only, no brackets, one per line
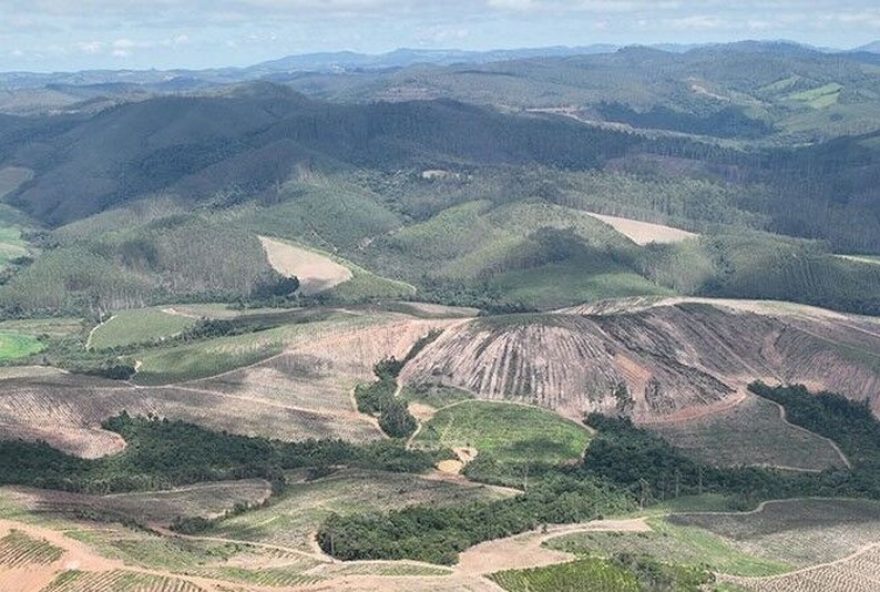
2,0,879,72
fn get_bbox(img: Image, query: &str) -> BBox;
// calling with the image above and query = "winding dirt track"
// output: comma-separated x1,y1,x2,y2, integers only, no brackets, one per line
457,518,651,576
0,513,653,592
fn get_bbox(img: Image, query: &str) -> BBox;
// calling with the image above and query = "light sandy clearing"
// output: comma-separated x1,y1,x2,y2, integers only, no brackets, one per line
437,447,477,475
585,212,698,245
836,254,880,266
457,518,651,575
259,235,353,295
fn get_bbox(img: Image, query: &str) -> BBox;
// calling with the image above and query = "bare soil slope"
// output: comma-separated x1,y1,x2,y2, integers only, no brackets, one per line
0,314,461,457
402,301,880,423
585,212,698,245
259,236,352,295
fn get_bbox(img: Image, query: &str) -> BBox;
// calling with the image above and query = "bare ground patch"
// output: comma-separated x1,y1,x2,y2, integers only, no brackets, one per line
585,212,698,245
259,235,352,295
457,518,651,576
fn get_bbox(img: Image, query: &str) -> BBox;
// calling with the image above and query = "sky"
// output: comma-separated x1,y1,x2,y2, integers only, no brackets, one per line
1,0,879,72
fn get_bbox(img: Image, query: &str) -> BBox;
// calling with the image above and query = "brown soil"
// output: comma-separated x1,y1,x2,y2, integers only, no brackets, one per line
0,315,463,458
403,301,880,425
436,447,478,475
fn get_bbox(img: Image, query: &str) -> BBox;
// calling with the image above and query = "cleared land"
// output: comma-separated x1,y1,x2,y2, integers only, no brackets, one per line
0,309,464,456
546,498,880,590
458,518,651,576
669,498,880,568
0,372,379,457
8,479,272,526
585,212,698,245
88,308,198,350
402,301,880,429
412,400,591,467
211,468,512,552
723,545,880,592
836,254,880,266
651,394,848,471
547,517,788,577
259,235,352,295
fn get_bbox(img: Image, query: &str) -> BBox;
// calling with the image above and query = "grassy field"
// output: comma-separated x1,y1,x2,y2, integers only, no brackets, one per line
131,310,373,384
412,400,591,466
650,395,847,471
210,468,510,551
788,83,842,109
546,518,789,577
490,557,641,592
184,565,323,588
489,257,673,310
88,308,199,350
132,337,283,385
321,259,416,301
0,332,44,361
402,384,474,409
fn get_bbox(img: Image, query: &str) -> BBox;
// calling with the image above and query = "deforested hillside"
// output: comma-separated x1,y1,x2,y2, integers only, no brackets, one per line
401,300,880,422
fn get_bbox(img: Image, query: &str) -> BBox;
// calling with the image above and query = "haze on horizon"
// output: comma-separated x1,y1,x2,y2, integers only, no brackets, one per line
1,0,879,73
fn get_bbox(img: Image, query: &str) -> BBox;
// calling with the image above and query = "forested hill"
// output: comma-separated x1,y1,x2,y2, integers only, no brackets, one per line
2,87,641,225
2,82,880,253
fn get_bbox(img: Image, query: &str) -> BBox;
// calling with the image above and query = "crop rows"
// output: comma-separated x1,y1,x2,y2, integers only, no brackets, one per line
190,566,324,587
0,530,62,567
727,546,880,592
317,562,452,576
43,570,204,592
670,499,880,567
489,558,640,592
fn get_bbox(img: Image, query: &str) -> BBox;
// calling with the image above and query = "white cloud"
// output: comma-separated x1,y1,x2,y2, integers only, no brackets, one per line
666,15,724,30
113,38,137,49
76,40,104,54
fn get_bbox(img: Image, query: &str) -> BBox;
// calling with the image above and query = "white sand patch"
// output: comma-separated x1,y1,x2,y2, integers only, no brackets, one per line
259,236,353,295
586,212,698,245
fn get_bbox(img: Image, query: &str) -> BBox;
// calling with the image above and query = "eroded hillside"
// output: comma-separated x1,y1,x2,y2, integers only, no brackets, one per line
401,300,880,423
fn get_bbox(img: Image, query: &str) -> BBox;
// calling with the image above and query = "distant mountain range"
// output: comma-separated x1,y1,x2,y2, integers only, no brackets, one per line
855,41,880,53
2,40,878,91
